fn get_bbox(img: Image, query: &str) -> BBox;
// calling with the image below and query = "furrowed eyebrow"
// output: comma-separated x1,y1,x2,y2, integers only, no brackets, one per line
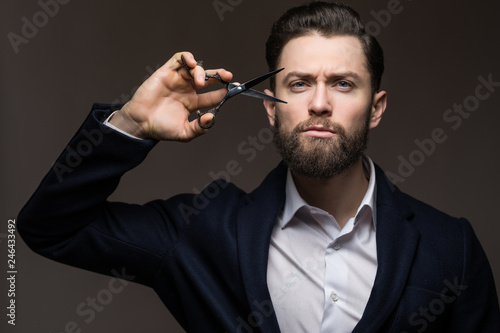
330,71,362,81
282,71,362,84
282,71,311,83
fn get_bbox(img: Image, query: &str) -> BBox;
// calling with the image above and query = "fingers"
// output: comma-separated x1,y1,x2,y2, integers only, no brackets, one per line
197,113,215,130
195,88,227,110
171,52,233,88
164,52,235,135
190,67,233,91
163,52,202,86
181,113,214,141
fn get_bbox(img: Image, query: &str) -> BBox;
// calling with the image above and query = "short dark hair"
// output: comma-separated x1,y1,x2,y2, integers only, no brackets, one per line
265,2,384,94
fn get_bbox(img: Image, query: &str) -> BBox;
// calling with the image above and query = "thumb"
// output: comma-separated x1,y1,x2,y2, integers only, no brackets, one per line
183,112,214,140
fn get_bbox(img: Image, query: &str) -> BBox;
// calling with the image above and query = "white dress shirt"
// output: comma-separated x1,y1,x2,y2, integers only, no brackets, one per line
103,111,140,139
267,157,378,333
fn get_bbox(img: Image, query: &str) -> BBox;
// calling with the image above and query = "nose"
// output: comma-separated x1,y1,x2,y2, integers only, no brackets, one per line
308,83,332,117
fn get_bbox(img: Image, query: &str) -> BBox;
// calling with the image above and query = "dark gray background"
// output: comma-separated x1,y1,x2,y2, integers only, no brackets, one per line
2,0,499,332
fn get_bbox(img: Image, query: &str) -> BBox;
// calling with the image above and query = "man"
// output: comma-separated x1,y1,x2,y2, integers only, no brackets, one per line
18,2,499,332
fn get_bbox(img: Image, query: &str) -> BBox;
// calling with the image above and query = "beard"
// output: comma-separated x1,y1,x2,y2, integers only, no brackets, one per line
273,107,371,179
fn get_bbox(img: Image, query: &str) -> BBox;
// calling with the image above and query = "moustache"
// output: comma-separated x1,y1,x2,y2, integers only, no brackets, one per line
292,118,347,137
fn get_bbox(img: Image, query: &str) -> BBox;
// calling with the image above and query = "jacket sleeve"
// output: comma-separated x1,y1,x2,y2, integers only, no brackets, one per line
448,218,500,332
17,103,186,287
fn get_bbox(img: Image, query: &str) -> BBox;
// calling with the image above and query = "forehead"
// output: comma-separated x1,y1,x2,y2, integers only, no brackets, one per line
278,34,370,80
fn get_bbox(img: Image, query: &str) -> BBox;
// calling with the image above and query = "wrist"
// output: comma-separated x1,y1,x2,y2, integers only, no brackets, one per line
108,105,148,139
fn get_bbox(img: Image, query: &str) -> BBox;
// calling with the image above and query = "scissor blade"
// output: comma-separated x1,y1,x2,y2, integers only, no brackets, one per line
239,68,285,91
239,88,287,103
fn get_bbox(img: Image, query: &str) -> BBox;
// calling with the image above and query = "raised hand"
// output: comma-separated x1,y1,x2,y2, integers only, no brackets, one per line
110,52,233,142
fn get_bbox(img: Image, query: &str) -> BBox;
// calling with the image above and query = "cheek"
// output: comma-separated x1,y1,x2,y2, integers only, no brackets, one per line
276,103,305,127
336,99,364,114
335,103,371,129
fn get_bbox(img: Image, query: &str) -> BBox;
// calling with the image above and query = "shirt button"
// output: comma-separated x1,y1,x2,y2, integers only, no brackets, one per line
330,292,339,302
333,242,341,250
310,209,317,214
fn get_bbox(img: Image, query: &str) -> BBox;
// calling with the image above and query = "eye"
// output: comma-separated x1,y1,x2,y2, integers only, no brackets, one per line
336,80,353,91
290,80,308,91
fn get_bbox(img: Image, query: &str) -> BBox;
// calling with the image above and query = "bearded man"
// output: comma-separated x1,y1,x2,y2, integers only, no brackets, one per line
18,2,499,332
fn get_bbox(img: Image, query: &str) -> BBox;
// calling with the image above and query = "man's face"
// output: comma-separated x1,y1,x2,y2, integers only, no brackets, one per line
264,33,386,179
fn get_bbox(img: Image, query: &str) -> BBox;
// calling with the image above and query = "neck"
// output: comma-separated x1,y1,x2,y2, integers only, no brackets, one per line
291,158,369,228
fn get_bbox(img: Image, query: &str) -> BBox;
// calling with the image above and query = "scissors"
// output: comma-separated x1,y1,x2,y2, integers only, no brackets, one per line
181,55,287,129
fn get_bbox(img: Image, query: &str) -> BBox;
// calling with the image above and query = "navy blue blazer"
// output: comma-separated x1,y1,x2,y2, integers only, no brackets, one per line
18,104,500,332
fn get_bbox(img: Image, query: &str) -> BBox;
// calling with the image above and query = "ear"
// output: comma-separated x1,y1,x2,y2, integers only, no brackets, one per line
263,89,277,127
369,90,387,130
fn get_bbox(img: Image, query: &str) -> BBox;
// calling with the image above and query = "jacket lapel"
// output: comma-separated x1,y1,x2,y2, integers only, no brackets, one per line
353,165,420,332
236,163,287,332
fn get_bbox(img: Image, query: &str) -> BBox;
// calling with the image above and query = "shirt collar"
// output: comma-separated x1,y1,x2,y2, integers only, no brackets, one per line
280,155,377,230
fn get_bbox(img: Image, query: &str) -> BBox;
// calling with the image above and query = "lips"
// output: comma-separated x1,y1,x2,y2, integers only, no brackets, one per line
303,125,336,138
